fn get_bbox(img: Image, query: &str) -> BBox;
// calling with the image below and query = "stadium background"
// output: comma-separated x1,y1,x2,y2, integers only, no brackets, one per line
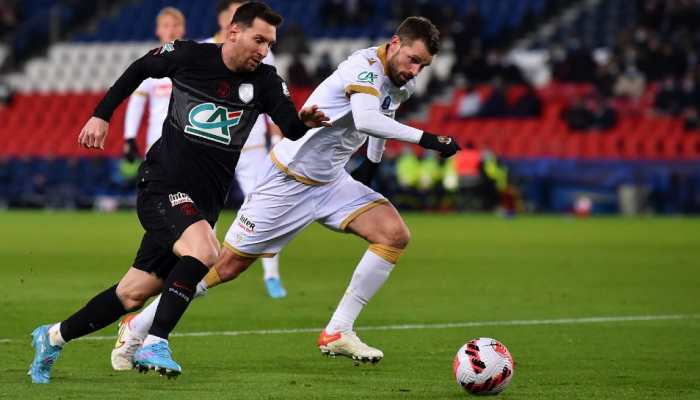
0,1,699,399
1,0,699,214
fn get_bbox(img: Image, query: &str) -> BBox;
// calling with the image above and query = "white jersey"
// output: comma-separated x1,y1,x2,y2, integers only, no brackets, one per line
203,36,276,151
124,77,172,150
272,45,416,184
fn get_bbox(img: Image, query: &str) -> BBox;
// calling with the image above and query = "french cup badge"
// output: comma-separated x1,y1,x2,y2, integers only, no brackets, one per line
238,83,254,104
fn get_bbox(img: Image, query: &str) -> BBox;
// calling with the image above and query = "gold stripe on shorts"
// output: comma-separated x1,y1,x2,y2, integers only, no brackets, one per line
269,151,325,186
339,199,389,231
223,241,276,259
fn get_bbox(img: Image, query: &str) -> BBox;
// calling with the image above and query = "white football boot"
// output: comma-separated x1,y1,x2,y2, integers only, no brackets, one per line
111,314,145,370
318,330,383,364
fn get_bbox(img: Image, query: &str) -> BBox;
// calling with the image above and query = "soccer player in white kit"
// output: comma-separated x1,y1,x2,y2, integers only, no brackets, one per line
122,7,185,160
116,16,459,366
206,0,286,299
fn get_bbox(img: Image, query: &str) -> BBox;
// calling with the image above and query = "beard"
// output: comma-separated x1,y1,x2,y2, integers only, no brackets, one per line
387,57,410,87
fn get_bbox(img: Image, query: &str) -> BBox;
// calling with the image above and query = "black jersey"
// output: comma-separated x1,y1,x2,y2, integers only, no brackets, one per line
93,40,308,221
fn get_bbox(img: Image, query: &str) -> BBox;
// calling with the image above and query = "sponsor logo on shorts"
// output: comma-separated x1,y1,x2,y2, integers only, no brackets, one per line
237,214,256,233
169,192,193,207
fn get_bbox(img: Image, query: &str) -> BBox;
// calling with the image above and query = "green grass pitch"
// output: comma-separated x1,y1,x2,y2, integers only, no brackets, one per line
1,211,699,399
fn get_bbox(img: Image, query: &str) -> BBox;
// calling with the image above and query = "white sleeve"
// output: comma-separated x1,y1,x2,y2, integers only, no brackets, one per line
350,92,423,143
124,82,149,139
367,137,386,163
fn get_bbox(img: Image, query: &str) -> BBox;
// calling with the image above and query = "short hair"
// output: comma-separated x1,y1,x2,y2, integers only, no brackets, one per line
157,7,185,25
395,16,440,55
232,1,283,28
216,0,244,15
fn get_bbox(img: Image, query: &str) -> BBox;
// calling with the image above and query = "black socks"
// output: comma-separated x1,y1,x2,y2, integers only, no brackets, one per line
149,256,209,339
59,284,129,342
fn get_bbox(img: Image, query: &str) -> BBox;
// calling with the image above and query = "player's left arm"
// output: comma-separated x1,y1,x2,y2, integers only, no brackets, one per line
350,92,460,158
260,71,330,141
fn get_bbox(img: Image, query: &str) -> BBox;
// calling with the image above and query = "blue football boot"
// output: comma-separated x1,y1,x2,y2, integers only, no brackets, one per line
28,325,62,384
133,340,182,378
265,277,287,298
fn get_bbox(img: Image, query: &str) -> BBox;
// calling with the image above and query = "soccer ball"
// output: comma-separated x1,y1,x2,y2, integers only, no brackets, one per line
453,338,515,395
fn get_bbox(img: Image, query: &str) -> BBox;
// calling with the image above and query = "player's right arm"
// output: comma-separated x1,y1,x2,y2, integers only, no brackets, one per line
122,82,149,161
79,41,186,149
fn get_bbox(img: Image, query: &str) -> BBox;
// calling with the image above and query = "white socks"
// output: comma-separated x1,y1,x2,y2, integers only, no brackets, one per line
48,323,66,347
143,335,167,347
262,254,281,280
326,249,394,334
129,281,209,337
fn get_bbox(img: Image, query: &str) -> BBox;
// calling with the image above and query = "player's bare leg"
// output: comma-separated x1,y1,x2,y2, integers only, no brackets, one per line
319,203,410,364
133,220,219,377
29,267,162,383
117,245,256,371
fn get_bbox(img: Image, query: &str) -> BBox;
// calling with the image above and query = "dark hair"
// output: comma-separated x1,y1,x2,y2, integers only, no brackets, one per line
232,1,283,28
395,16,440,55
216,0,243,15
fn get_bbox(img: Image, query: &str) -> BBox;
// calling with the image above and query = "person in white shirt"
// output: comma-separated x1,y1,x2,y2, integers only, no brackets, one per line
206,0,286,299
122,7,185,160
117,16,459,366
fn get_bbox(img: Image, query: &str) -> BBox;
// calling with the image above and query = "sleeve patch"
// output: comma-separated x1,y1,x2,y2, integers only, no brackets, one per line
356,71,379,84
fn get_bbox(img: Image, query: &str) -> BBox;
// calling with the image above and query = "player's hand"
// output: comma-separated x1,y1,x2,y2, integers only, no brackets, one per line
418,132,461,158
351,158,380,186
299,105,331,128
78,116,109,150
123,138,141,163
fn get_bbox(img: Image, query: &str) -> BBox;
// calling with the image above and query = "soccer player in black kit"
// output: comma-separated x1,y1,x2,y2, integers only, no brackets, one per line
28,2,329,383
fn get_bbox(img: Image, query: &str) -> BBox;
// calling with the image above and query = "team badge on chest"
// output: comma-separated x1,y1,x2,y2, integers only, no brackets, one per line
238,83,254,104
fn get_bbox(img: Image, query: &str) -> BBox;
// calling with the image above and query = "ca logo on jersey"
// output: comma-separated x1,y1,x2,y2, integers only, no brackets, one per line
357,71,378,84
184,103,243,145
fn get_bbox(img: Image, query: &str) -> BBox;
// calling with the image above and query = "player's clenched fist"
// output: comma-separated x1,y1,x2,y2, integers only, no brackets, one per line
418,132,461,158
78,116,109,150
299,104,332,128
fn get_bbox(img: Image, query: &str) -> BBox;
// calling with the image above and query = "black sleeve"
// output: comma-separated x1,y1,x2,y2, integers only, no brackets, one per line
259,70,309,141
93,40,187,121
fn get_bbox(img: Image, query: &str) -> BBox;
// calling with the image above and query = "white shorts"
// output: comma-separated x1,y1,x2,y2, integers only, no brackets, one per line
235,145,268,196
224,155,388,257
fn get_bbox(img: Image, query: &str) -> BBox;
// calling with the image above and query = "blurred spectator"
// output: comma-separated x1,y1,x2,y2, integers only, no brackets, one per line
684,108,699,132
614,66,646,99
0,79,13,108
0,0,17,36
655,77,685,116
452,3,482,57
591,98,618,130
478,80,508,117
562,98,594,131
594,62,618,98
276,22,309,55
510,85,542,118
314,52,334,85
321,0,371,27
455,83,482,119
286,55,312,87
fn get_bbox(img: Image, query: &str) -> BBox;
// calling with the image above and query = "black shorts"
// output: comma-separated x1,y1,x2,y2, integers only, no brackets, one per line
132,182,213,279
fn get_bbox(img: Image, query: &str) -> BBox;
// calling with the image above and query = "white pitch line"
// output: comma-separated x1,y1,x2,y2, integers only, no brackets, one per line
2,314,698,344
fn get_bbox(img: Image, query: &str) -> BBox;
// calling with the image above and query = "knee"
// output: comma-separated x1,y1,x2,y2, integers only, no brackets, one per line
115,286,150,310
182,243,220,267
379,223,411,249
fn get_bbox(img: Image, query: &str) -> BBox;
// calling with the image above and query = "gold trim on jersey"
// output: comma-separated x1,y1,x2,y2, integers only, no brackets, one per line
241,143,267,152
345,84,380,98
368,243,404,264
269,151,325,186
133,91,148,96
339,199,390,231
376,43,389,74
223,241,276,258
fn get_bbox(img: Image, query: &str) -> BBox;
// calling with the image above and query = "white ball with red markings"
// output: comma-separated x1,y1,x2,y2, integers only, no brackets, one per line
453,338,515,395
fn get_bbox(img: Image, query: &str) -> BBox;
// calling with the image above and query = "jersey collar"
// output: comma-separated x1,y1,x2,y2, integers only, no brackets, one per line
376,43,390,75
